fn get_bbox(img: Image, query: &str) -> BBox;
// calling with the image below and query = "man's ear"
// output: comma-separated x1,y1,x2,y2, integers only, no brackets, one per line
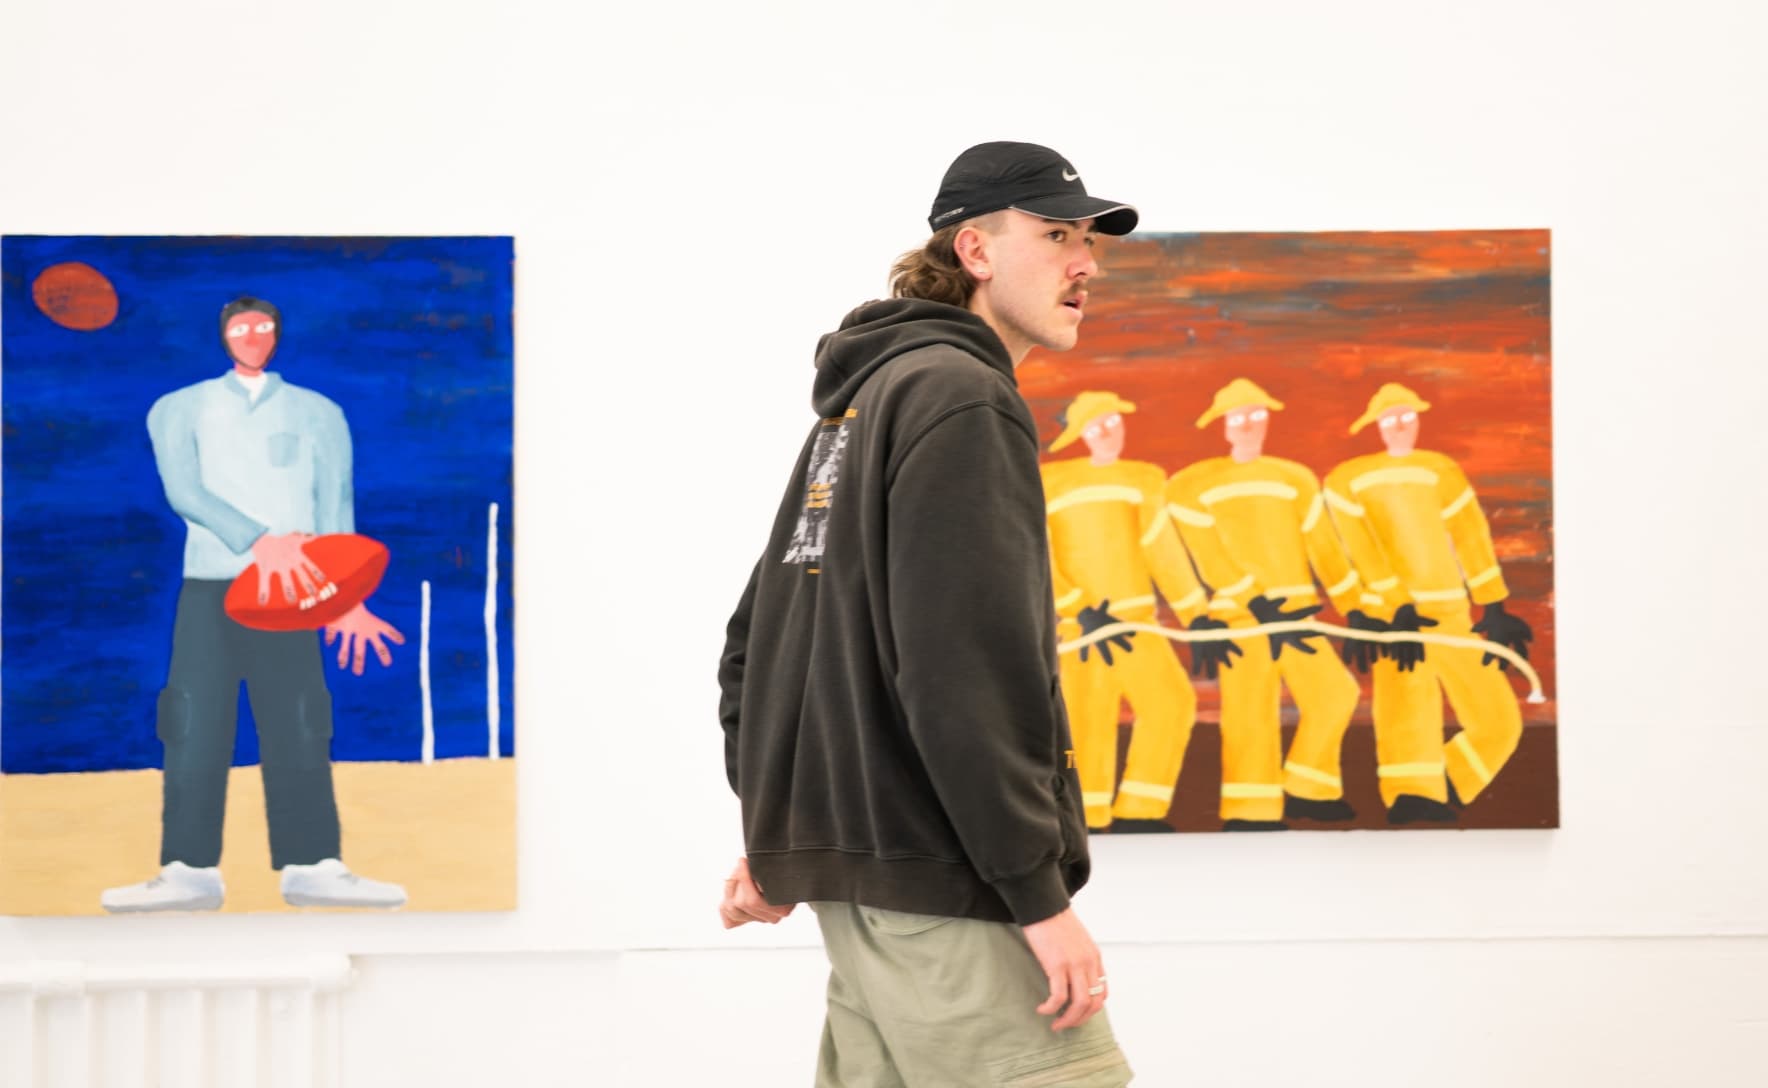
954,225,992,281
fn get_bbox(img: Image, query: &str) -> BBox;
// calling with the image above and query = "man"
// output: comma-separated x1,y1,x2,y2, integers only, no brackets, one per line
717,143,1136,1085
1323,383,1534,823
1166,378,1364,830
1042,390,1210,832
101,296,408,912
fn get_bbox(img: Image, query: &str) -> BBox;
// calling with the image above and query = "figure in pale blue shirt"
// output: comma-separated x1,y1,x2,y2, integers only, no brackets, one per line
103,296,409,913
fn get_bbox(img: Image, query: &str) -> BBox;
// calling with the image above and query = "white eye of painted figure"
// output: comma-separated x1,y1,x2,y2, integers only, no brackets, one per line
1380,415,1399,429
1401,411,1417,423
1226,413,1246,427
1084,425,1103,441
1104,415,1121,430
254,321,276,334
1250,409,1268,421
227,323,250,338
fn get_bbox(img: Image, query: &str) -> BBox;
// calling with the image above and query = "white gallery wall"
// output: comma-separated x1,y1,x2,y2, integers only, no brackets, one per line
1,0,1764,1084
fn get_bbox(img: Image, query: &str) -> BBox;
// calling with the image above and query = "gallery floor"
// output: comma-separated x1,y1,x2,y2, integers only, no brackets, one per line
0,758,516,915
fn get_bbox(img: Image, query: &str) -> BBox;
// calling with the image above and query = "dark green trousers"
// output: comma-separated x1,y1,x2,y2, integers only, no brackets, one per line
158,579,341,869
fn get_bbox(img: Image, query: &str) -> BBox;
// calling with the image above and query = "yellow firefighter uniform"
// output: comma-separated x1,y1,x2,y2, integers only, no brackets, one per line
1044,397,1207,829
1167,450,1364,823
1324,393,1524,807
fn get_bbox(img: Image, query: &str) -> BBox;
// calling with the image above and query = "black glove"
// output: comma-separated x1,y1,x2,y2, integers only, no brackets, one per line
1247,594,1324,660
1077,600,1135,667
1386,603,1438,672
1472,600,1533,671
1340,609,1387,674
1186,615,1242,680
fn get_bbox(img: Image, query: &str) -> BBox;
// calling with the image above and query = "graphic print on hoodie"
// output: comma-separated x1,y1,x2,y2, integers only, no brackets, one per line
783,408,857,566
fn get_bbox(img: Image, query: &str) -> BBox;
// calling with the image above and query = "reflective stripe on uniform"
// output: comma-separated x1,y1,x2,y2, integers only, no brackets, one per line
1441,486,1476,519
1450,732,1494,785
1301,492,1326,533
1377,762,1445,778
1200,480,1298,506
1411,587,1466,603
1220,574,1255,597
1170,589,1206,612
1221,783,1285,799
1325,489,1365,518
1167,502,1215,528
1350,466,1439,493
1047,485,1143,516
1467,567,1502,589
1285,762,1343,790
1117,780,1175,803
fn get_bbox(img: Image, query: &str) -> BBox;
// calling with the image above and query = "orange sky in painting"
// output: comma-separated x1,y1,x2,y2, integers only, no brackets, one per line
1022,230,1555,713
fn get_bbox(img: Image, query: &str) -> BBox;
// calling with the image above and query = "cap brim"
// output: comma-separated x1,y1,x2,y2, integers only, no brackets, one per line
1010,195,1139,235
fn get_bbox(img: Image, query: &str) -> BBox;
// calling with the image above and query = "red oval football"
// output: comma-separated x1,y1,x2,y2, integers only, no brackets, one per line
224,533,390,631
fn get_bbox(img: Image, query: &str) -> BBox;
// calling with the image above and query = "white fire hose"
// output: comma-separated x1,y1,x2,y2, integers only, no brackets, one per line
1058,619,1548,704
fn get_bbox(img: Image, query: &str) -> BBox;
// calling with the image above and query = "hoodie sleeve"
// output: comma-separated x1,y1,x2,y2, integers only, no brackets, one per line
885,402,1071,925
717,556,762,795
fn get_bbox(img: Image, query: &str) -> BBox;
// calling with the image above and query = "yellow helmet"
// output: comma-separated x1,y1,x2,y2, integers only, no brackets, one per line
1049,391,1137,452
1195,377,1285,429
1349,382,1431,435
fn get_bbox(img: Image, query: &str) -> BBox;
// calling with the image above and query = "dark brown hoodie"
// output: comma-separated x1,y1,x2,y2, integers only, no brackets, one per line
718,297,1090,926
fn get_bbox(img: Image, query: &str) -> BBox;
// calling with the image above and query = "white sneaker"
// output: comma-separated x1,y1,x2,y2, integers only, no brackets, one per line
100,862,225,913
281,858,407,909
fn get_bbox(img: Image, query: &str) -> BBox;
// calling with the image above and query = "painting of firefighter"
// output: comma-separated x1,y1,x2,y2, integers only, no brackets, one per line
1029,230,1555,832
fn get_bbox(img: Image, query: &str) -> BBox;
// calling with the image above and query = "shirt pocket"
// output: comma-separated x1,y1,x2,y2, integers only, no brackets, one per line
267,432,301,468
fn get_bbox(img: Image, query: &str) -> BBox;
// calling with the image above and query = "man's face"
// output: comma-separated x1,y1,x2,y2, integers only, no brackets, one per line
1377,407,1421,453
969,211,1099,357
224,309,278,372
1080,412,1125,462
1223,406,1271,451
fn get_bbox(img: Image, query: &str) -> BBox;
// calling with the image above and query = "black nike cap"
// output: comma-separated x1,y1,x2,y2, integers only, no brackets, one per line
928,142,1138,236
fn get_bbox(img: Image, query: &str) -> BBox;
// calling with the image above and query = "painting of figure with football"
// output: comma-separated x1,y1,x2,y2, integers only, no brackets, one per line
0,237,516,915
99,295,410,913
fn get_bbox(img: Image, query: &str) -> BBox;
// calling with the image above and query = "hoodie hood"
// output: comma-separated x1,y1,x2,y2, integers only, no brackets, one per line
811,298,1013,417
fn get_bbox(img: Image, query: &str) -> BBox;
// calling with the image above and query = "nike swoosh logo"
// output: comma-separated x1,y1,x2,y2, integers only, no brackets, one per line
1063,170,1080,182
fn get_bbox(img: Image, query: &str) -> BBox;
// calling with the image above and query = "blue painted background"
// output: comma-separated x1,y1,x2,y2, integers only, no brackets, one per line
1,236,515,773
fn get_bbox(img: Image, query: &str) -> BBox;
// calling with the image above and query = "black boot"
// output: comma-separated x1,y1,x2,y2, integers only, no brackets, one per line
1284,796,1356,822
1387,794,1459,825
1223,819,1289,832
1107,818,1173,834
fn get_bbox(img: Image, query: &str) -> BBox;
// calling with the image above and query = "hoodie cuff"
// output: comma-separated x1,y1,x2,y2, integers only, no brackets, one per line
990,864,1071,926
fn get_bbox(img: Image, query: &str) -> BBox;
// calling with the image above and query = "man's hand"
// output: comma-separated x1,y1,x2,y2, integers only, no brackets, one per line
1077,601,1134,667
1248,594,1325,660
250,532,329,606
719,857,795,929
1186,615,1242,680
1472,600,1533,671
323,603,405,675
1386,603,1438,672
1021,907,1107,1032
1340,610,1388,674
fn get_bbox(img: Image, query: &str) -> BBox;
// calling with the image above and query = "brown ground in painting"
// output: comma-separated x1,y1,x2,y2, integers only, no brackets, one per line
1111,723,1558,833
0,758,514,915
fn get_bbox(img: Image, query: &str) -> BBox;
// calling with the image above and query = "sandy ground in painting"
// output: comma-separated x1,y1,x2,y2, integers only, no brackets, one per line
0,758,514,915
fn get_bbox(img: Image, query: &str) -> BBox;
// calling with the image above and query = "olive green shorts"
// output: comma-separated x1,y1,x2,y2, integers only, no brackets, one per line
810,902,1132,1087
